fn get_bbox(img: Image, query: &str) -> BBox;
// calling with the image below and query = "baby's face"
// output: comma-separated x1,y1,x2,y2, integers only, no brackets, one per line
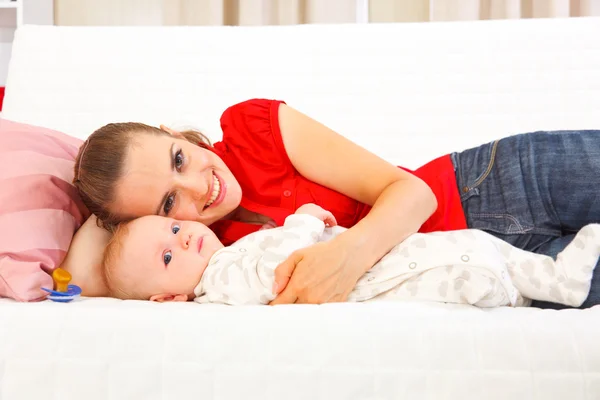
117,215,223,300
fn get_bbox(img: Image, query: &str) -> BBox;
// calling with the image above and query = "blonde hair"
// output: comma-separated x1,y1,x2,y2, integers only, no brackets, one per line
101,221,147,300
73,122,212,232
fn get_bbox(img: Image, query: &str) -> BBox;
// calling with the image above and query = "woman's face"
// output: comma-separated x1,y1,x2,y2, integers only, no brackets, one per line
111,131,242,226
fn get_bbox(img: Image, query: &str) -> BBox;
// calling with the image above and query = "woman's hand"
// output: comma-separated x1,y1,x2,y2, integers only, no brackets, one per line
269,237,362,305
268,104,437,304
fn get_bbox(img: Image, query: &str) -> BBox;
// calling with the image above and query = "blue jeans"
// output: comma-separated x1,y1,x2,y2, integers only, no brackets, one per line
451,130,600,309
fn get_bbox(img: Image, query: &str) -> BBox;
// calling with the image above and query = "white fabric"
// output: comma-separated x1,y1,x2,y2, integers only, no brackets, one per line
2,17,600,400
1,297,600,400
195,215,599,308
4,18,600,169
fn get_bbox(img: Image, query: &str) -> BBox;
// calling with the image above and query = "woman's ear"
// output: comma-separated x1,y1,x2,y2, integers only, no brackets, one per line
159,124,183,138
149,293,189,302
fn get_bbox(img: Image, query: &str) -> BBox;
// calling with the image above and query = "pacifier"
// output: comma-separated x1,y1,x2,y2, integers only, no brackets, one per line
42,268,82,302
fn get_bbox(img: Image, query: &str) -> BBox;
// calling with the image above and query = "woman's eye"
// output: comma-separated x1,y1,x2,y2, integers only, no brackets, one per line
172,224,180,234
163,250,172,266
175,150,184,171
163,195,175,215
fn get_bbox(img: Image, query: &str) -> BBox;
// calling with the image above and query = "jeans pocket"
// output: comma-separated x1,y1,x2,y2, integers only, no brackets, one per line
456,139,536,235
469,212,534,235
458,139,500,202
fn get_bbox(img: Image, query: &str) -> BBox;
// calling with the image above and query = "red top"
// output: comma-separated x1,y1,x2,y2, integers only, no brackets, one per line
210,99,467,245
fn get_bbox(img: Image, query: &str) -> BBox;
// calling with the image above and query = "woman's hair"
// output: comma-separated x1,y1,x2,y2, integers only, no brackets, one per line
73,122,211,230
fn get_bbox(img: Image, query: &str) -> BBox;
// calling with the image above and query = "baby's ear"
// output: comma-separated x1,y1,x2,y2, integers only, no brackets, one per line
149,293,189,302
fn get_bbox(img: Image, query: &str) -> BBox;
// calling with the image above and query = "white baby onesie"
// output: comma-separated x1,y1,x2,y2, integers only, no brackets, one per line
194,214,600,308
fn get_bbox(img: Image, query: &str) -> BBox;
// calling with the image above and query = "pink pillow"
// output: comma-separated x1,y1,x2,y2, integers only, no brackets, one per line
0,118,89,301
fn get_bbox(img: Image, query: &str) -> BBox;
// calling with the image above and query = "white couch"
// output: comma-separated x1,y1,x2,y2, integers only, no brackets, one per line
1,17,600,400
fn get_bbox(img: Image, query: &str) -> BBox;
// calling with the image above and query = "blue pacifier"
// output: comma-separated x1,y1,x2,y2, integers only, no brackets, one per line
42,268,82,303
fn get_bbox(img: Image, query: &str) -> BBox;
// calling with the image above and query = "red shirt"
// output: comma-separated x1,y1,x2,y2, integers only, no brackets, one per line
210,99,467,245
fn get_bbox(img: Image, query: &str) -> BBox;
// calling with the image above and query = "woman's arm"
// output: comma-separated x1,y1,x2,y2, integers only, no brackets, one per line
270,104,437,304
60,215,111,297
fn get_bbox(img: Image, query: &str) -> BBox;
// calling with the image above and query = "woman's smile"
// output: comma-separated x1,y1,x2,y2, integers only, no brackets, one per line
204,171,227,210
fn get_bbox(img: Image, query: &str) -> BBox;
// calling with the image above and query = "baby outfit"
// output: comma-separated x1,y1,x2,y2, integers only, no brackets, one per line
194,214,600,308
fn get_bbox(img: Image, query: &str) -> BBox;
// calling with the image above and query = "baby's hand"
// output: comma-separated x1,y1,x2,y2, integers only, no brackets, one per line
295,204,337,227
259,220,278,231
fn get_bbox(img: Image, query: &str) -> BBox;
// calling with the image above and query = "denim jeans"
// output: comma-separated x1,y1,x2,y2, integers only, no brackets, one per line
451,130,600,309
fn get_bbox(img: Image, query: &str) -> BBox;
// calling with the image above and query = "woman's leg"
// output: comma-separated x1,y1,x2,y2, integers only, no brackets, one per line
451,130,600,309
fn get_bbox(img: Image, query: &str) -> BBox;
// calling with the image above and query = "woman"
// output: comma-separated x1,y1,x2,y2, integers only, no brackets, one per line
73,98,600,309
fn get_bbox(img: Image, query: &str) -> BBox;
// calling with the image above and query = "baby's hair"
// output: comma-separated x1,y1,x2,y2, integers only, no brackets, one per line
101,221,147,300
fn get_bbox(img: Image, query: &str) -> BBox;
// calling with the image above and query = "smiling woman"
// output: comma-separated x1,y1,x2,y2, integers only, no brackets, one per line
109,127,242,226
74,122,242,229
72,99,440,305
72,98,600,309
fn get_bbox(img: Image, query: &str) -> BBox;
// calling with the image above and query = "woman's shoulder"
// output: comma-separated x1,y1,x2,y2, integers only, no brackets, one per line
219,98,286,134
217,98,290,161
222,98,286,116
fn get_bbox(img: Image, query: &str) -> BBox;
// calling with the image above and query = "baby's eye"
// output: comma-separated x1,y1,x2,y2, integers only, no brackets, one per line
172,223,181,234
163,250,172,266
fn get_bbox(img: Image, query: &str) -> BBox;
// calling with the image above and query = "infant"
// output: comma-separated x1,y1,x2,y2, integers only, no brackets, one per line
102,204,600,308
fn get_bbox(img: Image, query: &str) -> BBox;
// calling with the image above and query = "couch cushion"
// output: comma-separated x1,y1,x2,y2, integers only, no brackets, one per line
0,118,89,301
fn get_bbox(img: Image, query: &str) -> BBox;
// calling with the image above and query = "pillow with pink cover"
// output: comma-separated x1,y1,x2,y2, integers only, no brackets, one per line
0,118,89,301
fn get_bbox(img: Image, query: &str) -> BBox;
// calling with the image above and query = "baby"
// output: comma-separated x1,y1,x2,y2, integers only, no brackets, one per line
102,204,600,308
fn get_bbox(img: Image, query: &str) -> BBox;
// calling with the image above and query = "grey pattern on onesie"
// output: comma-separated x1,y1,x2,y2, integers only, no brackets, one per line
194,214,600,308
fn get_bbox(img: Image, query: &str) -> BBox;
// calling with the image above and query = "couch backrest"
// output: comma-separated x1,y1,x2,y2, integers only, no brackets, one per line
4,18,600,168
